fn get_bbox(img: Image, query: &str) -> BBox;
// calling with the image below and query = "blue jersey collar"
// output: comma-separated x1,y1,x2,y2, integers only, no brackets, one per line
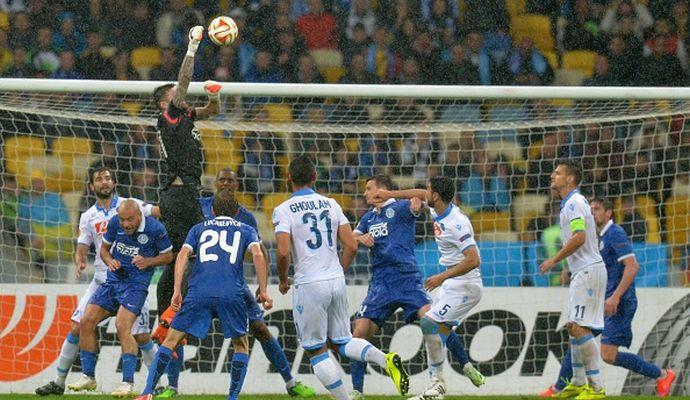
560,188,579,210
95,194,119,213
137,211,146,232
434,204,453,221
599,219,614,237
292,188,316,197
375,198,396,214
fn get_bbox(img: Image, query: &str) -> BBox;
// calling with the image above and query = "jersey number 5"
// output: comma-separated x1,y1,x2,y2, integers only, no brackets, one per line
199,230,241,264
302,210,333,250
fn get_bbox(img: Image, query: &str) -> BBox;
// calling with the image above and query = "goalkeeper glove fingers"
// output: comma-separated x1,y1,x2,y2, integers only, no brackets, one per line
204,80,222,101
187,26,204,56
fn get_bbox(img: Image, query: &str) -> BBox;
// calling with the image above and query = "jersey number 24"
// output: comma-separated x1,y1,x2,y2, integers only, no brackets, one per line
199,230,241,264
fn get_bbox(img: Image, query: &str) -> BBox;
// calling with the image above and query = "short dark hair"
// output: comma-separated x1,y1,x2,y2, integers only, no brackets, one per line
590,196,614,212
429,176,455,203
213,189,238,217
88,164,115,184
557,159,582,185
289,155,315,186
152,83,175,109
365,174,393,190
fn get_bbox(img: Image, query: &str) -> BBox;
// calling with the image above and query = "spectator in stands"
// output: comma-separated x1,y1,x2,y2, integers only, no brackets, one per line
156,0,204,48
671,0,689,43
378,0,416,35
395,57,422,84
130,167,160,204
52,12,86,56
273,28,305,81
32,26,60,75
424,0,456,47
617,15,645,57
246,50,284,83
6,47,35,77
50,50,84,79
643,19,688,71
619,196,647,242
444,42,481,84
409,29,445,83
622,152,661,198
600,0,654,40
328,147,359,193
149,47,178,81
294,54,324,83
240,137,280,197
18,170,72,274
8,12,32,50
366,25,399,83
583,55,619,85
392,18,417,59
607,34,638,84
0,0,25,13
0,30,13,74
466,31,502,85
341,52,380,83
671,161,690,198
77,30,108,79
344,195,369,225
347,0,376,39
296,0,339,50
343,23,371,60
359,135,396,176
211,45,240,82
122,2,157,49
26,0,55,35
459,149,511,212
508,37,554,85
106,50,141,80
527,127,568,194
401,130,443,183
562,0,605,52
461,0,509,35
0,174,25,248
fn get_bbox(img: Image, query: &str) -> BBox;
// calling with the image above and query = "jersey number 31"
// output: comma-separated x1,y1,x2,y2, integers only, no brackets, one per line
199,230,241,264
302,210,333,250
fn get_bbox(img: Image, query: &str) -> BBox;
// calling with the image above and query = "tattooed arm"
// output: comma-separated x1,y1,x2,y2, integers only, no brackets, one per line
171,26,203,110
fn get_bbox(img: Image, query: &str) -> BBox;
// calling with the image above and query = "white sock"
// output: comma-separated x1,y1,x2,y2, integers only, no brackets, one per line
577,335,603,391
139,341,158,368
286,377,296,388
570,336,586,386
55,333,80,386
341,338,386,368
310,354,349,400
424,334,445,380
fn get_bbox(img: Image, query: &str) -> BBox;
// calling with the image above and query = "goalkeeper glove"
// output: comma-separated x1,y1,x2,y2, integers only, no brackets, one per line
187,26,204,57
152,306,186,358
204,80,222,101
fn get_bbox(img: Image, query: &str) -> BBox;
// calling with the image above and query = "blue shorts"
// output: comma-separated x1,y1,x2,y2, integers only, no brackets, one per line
357,277,431,327
601,297,637,348
243,284,264,323
89,281,148,316
171,296,248,340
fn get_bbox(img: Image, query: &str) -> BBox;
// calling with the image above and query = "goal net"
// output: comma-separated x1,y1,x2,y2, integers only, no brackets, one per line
0,80,688,396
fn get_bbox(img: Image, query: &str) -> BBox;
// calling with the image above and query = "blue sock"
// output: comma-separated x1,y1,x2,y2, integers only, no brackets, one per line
166,345,183,389
446,330,469,367
350,359,366,393
555,347,573,391
121,353,137,383
143,346,173,395
80,350,97,378
227,352,249,400
260,337,293,383
614,351,661,379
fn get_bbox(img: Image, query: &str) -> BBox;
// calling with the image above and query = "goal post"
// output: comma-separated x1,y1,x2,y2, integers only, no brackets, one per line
0,79,688,396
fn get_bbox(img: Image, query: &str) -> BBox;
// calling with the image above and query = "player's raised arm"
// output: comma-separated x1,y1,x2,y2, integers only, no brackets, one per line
170,26,203,110
195,80,222,120
375,188,428,202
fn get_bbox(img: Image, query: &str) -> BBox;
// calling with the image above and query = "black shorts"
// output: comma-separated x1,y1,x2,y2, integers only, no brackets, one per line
159,185,204,252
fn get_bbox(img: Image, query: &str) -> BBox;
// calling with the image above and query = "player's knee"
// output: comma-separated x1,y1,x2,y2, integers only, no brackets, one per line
232,336,249,353
420,317,440,335
115,318,133,336
70,322,81,337
133,333,152,346
600,346,617,365
249,322,272,342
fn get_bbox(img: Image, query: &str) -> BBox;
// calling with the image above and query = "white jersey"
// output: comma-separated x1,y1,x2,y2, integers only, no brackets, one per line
273,189,349,285
559,189,603,274
77,195,153,283
430,204,482,283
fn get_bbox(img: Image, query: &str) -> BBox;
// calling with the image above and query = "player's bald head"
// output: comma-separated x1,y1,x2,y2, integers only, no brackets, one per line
118,199,139,213
118,199,142,234
213,189,239,217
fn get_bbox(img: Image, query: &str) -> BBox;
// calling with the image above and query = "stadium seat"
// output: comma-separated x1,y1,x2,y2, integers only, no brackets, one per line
440,104,482,123
510,14,554,52
470,210,511,234
62,191,83,228
265,103,293,122
664,196,690,247
542,50,559,70
201,134,241,175
32,223,74,262
321,66,346,83
553,68,585,86
327,193,353,210
476,231,519,242
614,195,661,244
51,137,93,158
0,12,8,31
511,194,550,233
131,46,162,68
562,50,597,78
506,0,526,18
310,49,343,68
121,101,144,116
4,135,45,174
485,105,526,142
235,192,256,210
484,140,526,169
261,193,291,220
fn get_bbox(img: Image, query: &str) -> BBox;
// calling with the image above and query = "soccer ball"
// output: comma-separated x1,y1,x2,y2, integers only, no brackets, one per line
208,16,238,46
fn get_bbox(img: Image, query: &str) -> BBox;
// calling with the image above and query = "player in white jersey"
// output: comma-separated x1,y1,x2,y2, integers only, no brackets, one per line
274,155,409,400
540,160,606,400
373,177,485,399
36,166,161,396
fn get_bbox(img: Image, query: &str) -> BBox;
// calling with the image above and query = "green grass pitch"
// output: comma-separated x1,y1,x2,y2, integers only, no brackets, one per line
1,396,689,399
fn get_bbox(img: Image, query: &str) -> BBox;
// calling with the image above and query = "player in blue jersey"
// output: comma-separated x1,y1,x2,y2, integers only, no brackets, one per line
539,197,676,398
135,190,273,400
197,168,316,397
78,199,173,397
350,174,438,399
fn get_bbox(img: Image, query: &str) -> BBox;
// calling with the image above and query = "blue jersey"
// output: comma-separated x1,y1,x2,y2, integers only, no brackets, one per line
199,196,259,237
599,220,636,301
102,215,172,287
183,216,260,300
355,199,420,281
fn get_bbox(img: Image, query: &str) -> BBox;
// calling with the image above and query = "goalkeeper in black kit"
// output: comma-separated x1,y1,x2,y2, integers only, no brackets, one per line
150,25,221,397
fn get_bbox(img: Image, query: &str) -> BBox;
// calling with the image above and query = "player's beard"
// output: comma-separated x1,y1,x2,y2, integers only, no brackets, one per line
95,187,113,200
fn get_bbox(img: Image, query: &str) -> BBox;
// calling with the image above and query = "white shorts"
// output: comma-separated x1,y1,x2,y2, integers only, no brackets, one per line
71,280,151,335
293,277,352,351
427,279,482,325
569,263,606,330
